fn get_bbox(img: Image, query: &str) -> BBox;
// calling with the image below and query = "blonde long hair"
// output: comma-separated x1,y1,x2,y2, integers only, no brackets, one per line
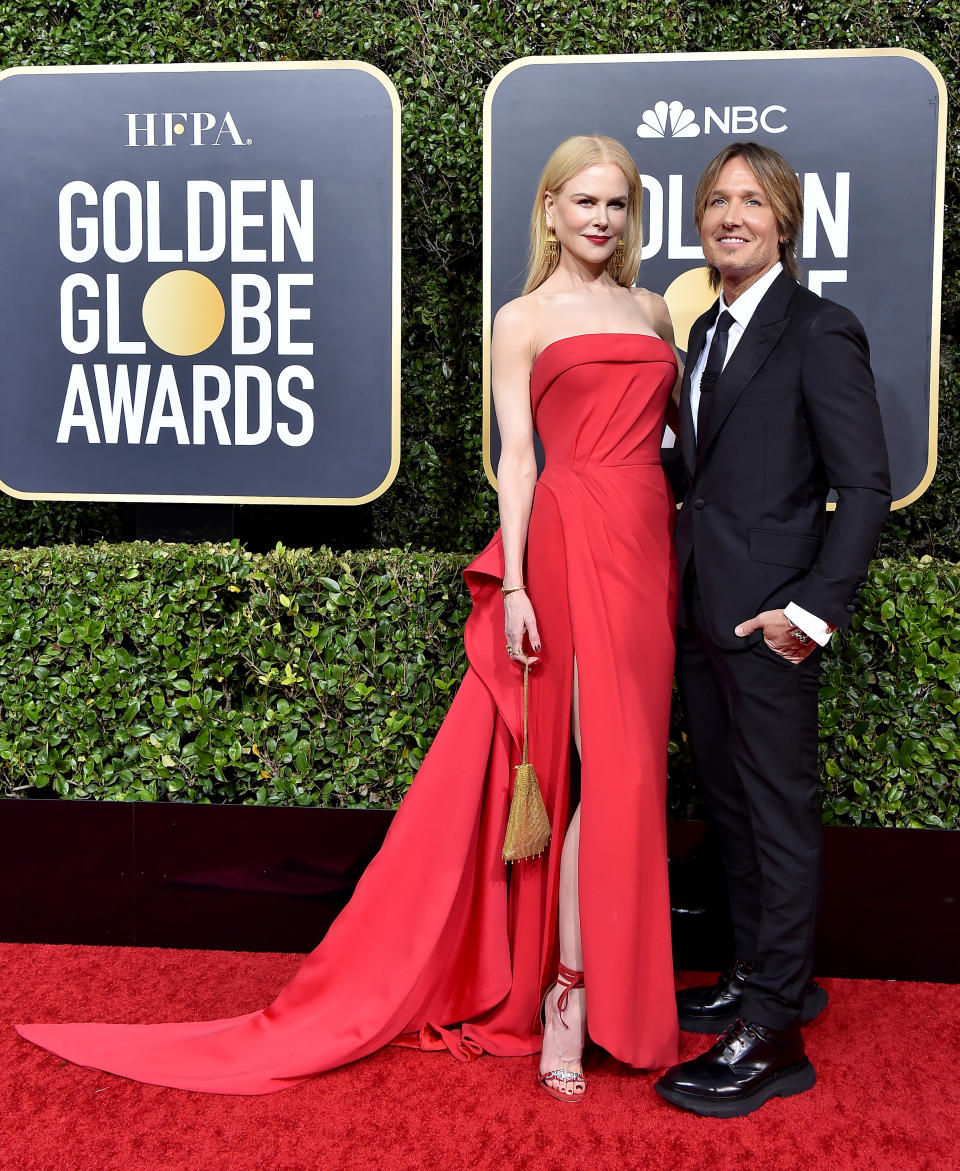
523,135,644,295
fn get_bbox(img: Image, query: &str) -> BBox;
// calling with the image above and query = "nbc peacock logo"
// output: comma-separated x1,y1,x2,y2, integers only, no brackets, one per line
636,100,700,139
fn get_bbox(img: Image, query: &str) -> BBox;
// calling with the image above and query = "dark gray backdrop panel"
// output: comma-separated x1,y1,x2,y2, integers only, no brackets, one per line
0,65,397,501
487,53,943,505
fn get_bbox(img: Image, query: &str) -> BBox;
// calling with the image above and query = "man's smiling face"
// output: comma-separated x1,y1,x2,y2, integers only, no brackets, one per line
700,157,786,299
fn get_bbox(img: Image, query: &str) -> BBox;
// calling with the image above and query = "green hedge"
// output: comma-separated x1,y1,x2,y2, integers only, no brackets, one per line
1,543,956,828
819,556,960,827
0,1,958,558
0,4,956,829
0,543,469,807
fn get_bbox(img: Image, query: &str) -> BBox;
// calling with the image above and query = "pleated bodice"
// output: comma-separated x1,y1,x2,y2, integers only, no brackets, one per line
532,332,677,470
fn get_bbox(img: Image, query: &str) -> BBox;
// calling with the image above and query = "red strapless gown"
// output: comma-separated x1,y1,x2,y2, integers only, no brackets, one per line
17,333,680,1093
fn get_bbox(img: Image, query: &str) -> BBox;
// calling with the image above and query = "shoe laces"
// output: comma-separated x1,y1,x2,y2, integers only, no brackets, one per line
718,1018,764,1048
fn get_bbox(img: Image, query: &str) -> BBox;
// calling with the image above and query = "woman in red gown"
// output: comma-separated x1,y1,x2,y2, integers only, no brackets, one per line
17,135,682,1100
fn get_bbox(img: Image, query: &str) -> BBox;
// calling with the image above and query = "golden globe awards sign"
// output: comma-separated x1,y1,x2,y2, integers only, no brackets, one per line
483,51,946,508
0,63,400,503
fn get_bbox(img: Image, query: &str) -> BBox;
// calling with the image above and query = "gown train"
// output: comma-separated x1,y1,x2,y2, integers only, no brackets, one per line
17,333,681,1093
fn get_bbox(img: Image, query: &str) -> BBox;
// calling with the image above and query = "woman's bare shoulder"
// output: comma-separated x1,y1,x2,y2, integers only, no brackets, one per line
494,294,538,329
630,286,668,312
493,295,542,353
631,286,674,339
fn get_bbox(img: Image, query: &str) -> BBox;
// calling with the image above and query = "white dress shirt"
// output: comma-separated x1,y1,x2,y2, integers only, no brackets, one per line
689,262,782,439
690,262,833,646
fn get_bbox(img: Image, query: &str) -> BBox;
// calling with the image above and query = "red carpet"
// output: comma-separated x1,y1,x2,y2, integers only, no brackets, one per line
4,942,958,1170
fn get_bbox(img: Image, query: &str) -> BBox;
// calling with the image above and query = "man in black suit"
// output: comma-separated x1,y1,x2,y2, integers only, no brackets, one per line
655,143,890,1118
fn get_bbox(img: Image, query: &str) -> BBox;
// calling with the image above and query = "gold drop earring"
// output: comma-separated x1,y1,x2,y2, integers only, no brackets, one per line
610,240,626,280
546,229,559,266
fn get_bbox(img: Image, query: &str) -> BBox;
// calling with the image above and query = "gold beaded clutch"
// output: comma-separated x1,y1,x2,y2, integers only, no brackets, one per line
501,660,552,863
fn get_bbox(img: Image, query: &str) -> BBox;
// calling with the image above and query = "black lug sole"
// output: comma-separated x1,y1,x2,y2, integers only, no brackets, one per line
800,983,829,1021
654,1058,816,1118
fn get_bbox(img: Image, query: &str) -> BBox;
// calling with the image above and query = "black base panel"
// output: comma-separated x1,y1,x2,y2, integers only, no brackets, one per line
3,801,958,981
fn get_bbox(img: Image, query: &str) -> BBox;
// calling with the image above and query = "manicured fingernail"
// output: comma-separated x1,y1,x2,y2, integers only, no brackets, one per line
734,625,744,636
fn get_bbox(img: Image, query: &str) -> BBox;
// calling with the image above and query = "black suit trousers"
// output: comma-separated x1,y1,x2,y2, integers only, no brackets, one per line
677,580,824,1030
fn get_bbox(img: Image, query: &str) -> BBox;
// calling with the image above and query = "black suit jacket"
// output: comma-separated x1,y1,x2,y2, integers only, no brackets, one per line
674,271,891,651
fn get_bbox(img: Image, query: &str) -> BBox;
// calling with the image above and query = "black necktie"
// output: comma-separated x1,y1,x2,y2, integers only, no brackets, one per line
696,310,734,443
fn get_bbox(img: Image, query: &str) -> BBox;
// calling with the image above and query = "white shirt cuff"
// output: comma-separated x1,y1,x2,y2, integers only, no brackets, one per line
784,602,834,646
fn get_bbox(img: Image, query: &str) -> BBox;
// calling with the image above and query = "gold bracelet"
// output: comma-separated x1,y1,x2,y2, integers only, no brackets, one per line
501,584,526,597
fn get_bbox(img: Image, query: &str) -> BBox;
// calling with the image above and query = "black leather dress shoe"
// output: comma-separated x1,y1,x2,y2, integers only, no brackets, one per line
676,962,829,1033
655,1019,815,1118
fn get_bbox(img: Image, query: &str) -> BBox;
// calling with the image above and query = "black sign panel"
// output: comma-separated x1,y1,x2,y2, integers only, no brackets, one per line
484,51,946,508
0,63,399,503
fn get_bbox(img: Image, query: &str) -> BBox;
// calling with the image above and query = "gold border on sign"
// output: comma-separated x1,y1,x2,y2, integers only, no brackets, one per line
481,49,947,511
0,61,401,506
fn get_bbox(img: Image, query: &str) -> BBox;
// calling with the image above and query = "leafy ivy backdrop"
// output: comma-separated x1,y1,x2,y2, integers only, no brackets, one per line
0,0,957,555
1,544,956,827
0,2,957,823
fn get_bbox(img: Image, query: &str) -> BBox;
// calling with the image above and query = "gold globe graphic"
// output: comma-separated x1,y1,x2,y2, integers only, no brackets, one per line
662,266,717,353
142,270,225,356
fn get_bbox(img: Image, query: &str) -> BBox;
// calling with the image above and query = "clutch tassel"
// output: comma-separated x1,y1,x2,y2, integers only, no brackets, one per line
502,659,552,863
